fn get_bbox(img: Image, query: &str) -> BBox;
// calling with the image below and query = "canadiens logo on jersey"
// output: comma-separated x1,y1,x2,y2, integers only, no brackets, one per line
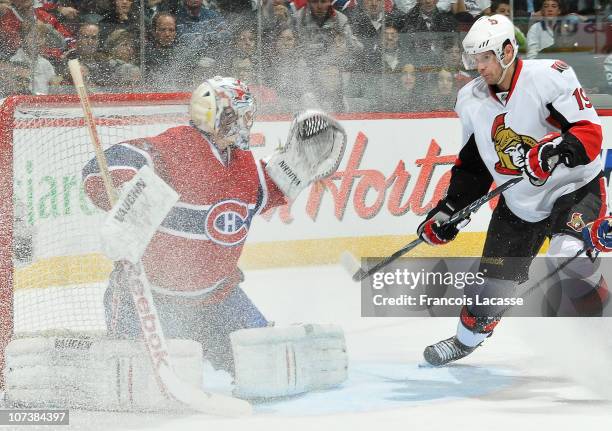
205,199,251,246
490,113,538,174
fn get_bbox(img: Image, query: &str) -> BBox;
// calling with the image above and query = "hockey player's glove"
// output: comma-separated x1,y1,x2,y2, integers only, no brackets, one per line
524,133,574,186
582,216,612,253
417,199,469,246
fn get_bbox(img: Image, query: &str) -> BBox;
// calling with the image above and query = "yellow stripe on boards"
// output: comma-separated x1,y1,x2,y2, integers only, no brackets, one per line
15,254,113,290
13,234,550,289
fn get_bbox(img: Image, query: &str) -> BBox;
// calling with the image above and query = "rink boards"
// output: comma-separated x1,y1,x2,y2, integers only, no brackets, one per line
12,111,612,291
244,111,612,267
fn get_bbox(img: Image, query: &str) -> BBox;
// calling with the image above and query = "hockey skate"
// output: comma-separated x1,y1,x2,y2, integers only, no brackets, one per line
423,336,478,367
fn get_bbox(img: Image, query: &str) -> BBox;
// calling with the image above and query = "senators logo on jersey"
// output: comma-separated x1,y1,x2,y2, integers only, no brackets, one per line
490,113,538,174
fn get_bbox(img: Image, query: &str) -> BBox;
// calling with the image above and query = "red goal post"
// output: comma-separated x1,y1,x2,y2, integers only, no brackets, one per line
0,92,190,388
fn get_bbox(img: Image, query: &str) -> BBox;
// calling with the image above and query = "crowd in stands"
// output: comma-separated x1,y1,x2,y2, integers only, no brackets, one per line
0,0,609,113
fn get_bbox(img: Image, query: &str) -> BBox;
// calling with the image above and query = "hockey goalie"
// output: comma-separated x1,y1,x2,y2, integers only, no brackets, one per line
4,77,348,412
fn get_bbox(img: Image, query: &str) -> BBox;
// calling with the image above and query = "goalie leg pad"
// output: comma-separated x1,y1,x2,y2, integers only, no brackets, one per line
4,337,203,412
230,324,348,399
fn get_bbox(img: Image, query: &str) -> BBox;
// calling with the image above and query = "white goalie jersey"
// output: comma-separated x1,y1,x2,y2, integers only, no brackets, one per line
455,58,603,222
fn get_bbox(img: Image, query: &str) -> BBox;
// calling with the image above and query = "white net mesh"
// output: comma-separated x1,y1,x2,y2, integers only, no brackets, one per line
7,95,189,337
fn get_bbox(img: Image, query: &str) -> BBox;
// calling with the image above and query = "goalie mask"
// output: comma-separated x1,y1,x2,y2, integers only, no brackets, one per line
461,14,517,79
189,76,256,150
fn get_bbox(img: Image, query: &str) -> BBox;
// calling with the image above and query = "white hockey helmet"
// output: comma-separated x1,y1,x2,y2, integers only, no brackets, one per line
461,14,517,71
189,76,256,150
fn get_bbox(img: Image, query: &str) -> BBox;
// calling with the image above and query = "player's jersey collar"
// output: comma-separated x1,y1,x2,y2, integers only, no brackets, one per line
192,124,232,167
489,58,523,106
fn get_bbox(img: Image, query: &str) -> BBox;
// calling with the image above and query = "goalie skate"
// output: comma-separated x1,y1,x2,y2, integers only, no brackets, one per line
423,336,478,367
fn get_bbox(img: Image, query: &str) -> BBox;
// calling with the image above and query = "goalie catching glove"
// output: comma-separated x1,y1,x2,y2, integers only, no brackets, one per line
266,110,347,200
417,199,470,246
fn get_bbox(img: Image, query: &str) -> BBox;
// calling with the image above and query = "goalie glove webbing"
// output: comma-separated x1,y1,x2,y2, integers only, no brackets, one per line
266,110,347,200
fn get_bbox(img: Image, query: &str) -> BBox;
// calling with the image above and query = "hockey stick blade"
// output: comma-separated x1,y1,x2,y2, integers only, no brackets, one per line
348,177,523,282
350,238,424,282
159,367,253,416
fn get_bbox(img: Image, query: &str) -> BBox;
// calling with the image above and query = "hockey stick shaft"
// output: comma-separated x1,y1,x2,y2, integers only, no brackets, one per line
68,60,117,206
351,177,523,281
494,246,587,318
69,60,251,415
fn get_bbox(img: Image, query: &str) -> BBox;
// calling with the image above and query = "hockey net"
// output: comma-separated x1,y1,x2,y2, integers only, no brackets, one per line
0,93,190,387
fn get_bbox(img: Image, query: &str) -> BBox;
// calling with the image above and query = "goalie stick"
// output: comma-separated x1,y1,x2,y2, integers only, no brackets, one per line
344,177,523,282
68,60,252,416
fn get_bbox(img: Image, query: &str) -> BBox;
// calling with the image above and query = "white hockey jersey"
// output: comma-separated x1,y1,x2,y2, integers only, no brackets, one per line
455,58,603,222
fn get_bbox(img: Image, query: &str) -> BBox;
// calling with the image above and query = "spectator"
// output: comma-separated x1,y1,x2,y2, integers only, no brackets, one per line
265,25,308,111
402,0,457,67
176,0,231,67
8,20,61,94
176,0,229,41
452,0,491,18
213,0,256,23
302,60,348,113
77,0,112,24
143,0,179,27
295,0,363,66
394,0,417,13
60,22,109,86
361,22,411,73
144,11,183,89
38,1,80,33
0,0,74,62
432,68,455,110
526,0,562,58
512,0,543,16
188,55,216,89
442,37,473,90
260,0,295,34
99,0,141,43
226,24,260,76
403,0,457,33
350,0,406,45
103,28,141,87
386,62,420,111
490,0,527,50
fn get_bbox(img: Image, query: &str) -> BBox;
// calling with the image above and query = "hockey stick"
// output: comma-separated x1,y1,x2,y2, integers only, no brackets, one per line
68,60,252,416
345,177,523,282
494,246,590,318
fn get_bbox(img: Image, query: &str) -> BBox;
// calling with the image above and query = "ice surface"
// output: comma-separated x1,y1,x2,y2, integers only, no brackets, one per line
15,264,612,430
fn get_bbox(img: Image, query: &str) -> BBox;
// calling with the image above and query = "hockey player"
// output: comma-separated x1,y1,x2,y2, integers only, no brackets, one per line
417,15,610,366
80,76,348,401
